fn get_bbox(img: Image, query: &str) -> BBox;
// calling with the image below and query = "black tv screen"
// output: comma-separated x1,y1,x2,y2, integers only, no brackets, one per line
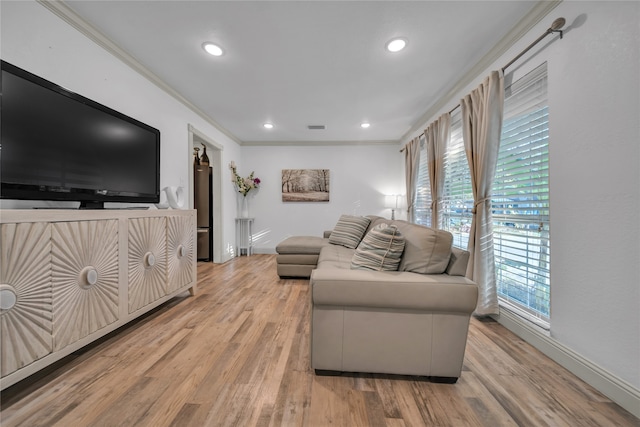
1,60,160,208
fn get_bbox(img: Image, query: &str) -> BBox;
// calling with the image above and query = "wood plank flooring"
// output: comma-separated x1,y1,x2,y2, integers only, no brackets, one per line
1,254,638,426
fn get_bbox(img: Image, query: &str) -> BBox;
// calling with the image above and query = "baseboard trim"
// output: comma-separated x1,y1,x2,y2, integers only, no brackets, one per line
254,248,277,255
493,309,640,419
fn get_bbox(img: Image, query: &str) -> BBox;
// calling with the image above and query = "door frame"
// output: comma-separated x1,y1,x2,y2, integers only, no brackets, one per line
188,124,224,263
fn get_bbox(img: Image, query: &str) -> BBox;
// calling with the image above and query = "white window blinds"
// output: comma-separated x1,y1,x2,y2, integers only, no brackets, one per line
492,63,550,326
441,109,472,249
414,136,432,227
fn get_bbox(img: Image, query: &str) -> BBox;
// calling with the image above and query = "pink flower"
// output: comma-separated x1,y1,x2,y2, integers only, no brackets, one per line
230,163,261,196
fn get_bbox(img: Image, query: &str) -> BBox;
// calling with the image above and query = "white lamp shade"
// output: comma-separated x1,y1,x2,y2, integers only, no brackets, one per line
385,194,399,209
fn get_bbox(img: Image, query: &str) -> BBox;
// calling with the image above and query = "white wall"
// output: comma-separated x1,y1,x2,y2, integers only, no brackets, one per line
0,1,403,261
548,1,639,397
403,0,640,399
4,0,638,411
240,144,404,252
1,1,242,261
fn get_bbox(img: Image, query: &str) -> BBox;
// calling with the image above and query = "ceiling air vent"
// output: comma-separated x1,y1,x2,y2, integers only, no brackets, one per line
307,125,326,130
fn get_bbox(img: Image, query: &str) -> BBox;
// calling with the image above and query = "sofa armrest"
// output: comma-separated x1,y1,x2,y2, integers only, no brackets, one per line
310,268,478,313
323,230,332,238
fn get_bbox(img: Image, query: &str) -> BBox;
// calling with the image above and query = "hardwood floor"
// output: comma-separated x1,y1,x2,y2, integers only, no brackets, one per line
1,255,637,426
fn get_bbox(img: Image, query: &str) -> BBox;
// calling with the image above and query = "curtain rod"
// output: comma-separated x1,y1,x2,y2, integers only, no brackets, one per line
400,103,459,151
402,17,565,152
501,17,565,72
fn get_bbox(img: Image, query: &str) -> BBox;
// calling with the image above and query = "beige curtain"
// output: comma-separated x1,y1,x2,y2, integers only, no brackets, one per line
425,113,450,229
403,137,421,222
461,70,504,316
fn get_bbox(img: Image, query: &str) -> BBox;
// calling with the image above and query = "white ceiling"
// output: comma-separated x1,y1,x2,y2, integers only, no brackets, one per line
62,1,543,144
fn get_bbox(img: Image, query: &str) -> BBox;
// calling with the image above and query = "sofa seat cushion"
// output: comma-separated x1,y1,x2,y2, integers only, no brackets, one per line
275,236,329,254
317,244,357,269
311,268,477,312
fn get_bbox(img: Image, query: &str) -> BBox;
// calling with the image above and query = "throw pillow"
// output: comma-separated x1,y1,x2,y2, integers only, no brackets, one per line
394,221,453,274
351,223,406,271
365,215,387,234
328,215,371,249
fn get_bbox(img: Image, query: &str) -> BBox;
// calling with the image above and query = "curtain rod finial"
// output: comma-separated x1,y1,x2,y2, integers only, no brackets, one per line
550,17,566,31
549,17,565,39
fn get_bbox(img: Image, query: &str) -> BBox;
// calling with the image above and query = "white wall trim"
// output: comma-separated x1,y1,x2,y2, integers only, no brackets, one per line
493,309,640,419
37,0,243,146
253,248,277,255
187,124,225,264
241,139,400,147
34,1,402,148
401,0,562,142
38,0,561,149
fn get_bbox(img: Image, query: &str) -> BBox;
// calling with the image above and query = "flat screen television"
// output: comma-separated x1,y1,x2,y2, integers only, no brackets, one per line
1,60,160,209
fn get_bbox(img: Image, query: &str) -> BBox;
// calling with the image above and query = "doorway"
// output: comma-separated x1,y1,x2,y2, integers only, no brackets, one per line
188,124,223,263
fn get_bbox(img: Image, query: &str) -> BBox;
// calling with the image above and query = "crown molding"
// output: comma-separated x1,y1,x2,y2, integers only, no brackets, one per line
241,139,400,147
400,0,562,143
37,0,243,146
38,0,561,149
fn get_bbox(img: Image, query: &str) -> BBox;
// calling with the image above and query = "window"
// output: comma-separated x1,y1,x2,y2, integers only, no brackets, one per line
441,110,473,249
492,63,550,326
411,63,551,326
414,136,432,227
414,110,472,247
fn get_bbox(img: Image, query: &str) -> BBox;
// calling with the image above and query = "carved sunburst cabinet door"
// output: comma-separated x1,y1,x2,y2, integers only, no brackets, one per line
128,217,167,313
167,216,194,293
0,222,52,377
51,220,119,351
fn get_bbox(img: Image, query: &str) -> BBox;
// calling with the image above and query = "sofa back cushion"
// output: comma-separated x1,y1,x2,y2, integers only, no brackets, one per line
328,215,371,249
445,246,470,276
351,223,405,271
365,215,387,234
393,221,453,274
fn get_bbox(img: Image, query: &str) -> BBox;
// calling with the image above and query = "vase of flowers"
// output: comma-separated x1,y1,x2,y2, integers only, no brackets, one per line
230,161,261,217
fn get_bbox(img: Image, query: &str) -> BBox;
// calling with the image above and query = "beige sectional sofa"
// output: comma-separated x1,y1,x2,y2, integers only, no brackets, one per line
276,215,479,382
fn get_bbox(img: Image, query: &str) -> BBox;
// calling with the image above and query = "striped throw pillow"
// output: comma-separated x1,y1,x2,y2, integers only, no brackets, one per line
351,223,405,271
328,215,371,249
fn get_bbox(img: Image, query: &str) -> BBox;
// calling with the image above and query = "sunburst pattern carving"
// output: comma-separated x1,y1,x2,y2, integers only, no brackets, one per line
0,222,52,377
51,220,119,351
167,216,195,293
128,217,167,313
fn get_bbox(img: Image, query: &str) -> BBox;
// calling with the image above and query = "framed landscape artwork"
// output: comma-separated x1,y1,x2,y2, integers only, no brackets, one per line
282,169,330,202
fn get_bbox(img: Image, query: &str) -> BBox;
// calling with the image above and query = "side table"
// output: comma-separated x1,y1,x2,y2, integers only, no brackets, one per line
235,217,254,256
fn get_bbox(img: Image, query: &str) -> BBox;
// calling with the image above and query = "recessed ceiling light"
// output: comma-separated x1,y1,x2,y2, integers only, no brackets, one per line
202,42,224,56
263,123,274,129
385,38,407,53
360,123,371,129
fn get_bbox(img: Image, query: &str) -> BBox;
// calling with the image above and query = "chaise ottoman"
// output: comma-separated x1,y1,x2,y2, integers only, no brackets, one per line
276,235,330,278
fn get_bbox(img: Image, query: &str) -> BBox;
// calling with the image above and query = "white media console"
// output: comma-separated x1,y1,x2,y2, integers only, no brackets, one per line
0,209,197,389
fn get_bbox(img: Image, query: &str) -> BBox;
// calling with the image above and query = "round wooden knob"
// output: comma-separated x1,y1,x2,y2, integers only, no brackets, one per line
0,284,17,311
144,252,156,268
79,267,99,288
